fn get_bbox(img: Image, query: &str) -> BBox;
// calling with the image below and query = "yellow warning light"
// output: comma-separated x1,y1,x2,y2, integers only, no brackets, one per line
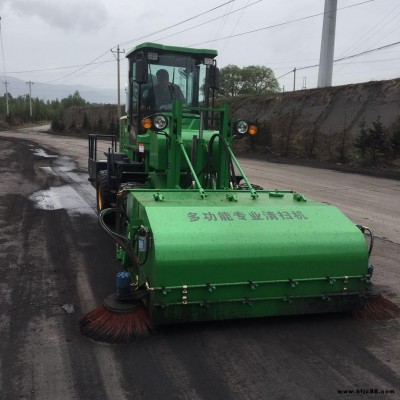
141,118,152,130
248,124,257,136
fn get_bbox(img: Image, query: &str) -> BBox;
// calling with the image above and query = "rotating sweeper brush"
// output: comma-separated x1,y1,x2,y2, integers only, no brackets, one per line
80,42,400,344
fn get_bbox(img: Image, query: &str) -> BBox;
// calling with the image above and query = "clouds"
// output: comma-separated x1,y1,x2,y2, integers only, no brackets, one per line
1,0,399,93
2,0,107,32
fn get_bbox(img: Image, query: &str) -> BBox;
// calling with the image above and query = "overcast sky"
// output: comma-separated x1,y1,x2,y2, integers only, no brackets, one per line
1,0,399,99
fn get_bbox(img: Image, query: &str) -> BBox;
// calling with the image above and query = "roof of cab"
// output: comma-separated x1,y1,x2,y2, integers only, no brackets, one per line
126,42,218,59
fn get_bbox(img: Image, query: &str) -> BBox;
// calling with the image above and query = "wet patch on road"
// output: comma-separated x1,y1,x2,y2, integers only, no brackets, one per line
29,185,93,215
30,147,58,158
27,145,96,216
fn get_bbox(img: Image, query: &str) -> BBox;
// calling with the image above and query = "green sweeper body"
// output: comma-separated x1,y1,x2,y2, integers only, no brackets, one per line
88,43,373,325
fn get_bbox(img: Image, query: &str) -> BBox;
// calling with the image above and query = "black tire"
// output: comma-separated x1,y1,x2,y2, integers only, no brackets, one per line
96,170,111,213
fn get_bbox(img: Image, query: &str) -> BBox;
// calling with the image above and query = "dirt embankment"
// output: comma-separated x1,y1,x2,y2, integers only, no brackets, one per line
51,79,400,171
227,78,400,162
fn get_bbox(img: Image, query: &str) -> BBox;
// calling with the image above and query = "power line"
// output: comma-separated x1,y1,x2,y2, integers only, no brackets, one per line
190,0,375,46
334,6,400,75
276,70,294,80
336,2,400,59
212,1,235,47
7,1,262,83
46,50,112,84
14,0,369,86
8,60,115,74
334,57,400,64
333,40,400,63
119,0,235,47
42,1,235,85
220,0,251,55
276,40,400,87
153,1,262,44
51,57,115,85
363,13,400,51
3,0,380,90
293,40,400,73
274,57,400,71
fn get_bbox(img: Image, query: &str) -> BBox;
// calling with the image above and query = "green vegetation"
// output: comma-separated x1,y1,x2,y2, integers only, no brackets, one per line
354,116,400,165
0,90,88,126
219,64,280,97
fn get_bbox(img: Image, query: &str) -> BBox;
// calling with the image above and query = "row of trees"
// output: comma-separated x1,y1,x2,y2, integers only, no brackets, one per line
1,63,279,123
219,65,280,97
0,90,88,125
354,117,400,165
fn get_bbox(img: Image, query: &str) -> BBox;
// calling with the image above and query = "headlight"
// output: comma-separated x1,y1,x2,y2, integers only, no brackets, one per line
235,119,249,136
153,114,168,131
234,119,257,138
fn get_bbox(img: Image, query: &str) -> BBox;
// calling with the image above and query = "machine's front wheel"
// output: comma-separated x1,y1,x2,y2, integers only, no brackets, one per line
96,170,111,212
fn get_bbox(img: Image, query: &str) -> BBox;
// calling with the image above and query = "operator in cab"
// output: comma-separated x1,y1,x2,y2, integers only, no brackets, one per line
147,69,186,111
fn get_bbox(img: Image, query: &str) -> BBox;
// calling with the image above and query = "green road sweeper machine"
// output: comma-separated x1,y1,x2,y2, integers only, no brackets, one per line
87,42,375,326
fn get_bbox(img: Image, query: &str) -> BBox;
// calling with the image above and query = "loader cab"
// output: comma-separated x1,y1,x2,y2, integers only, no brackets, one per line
126,42,219,133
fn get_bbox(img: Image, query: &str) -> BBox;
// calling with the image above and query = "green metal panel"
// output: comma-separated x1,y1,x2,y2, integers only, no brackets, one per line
149,131,167,171
125,189,370,324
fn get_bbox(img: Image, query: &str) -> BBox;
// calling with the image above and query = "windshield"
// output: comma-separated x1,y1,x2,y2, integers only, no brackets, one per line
131,54,208,114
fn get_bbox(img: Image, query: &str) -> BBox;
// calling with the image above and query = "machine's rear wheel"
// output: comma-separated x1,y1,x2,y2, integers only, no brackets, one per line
96,170,111,212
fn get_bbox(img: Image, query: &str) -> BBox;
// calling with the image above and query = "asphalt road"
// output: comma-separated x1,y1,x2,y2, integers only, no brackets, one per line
0,127,399,400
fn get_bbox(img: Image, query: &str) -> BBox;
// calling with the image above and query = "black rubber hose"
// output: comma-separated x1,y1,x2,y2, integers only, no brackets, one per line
206,134,235,189
356,224,375,257
99,208,140,273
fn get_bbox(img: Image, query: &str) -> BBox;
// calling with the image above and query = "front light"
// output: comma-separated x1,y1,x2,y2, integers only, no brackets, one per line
153,114,168,131
236,119,249,136
141,118,152,130
248,124,257,136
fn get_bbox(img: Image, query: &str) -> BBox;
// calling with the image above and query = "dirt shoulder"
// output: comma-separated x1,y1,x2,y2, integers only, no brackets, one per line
237,151,400,181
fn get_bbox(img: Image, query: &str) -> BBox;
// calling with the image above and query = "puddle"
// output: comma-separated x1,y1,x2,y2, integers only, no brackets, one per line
53,156,77,172
30,148,95,216
29,186,94,216
31,148,58,158
39,167,58,176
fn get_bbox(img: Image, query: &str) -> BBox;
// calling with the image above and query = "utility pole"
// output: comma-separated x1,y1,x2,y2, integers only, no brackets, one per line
318,0,337,87
293,67,296,91
111,45,125,118
0,16,9,117
26,81,34,118
2,80,9,116
302,77,307,90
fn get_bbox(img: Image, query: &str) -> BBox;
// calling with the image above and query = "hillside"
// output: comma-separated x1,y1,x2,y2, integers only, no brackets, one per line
51,78,400,169
226,78,400,162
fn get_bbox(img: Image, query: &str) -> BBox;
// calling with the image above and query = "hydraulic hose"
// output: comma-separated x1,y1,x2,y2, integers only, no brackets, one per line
206,134,236,189
99,208,141,276
356,224,375,257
